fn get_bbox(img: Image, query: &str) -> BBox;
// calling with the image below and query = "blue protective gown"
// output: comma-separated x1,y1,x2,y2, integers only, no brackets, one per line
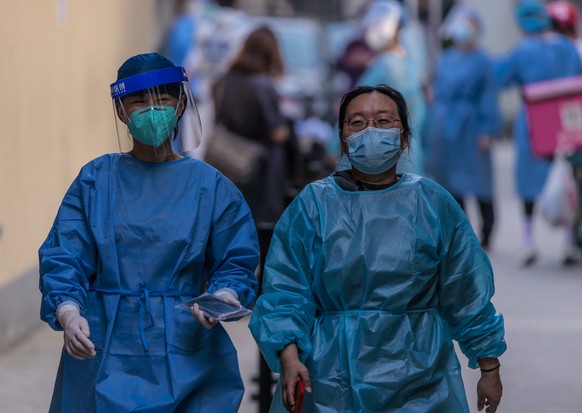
495,33,582,200
358,51,427,176
427,47,502,200
249,174,506,413
39,154,259,413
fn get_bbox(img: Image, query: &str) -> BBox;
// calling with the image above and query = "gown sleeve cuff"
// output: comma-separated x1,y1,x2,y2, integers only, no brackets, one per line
56,301,80,325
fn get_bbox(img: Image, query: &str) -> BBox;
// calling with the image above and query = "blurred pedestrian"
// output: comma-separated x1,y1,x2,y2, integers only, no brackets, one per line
335,37,376,93
494,0,582,266
546,0,582,262
546,0,582,57
196,0,251,86
162,0,203,99
250,85,506,413
162,0,211,160
211,25,297,411
39,52,259,412
212,25,292,243
357,0,428,175
426,4,503,251
163,0,253,160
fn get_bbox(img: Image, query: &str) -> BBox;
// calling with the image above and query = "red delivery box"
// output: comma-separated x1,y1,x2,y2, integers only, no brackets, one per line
522,75,582,157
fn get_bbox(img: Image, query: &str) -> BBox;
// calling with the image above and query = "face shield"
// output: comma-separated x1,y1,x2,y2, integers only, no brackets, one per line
363,1,404,52
110,66,202,158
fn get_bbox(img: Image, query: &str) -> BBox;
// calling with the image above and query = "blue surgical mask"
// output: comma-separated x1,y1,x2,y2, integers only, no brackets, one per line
346,127,402,174
128,106,178,147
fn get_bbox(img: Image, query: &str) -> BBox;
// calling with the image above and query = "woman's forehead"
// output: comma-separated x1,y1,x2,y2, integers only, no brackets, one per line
127,89,175,97
346,92,397,115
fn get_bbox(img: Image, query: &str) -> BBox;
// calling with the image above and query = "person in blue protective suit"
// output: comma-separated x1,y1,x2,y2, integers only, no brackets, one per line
249,85,507,413
38,52,259,413
495,0,582,266
357,0,428,176
546,0,582,264
426,4,503,251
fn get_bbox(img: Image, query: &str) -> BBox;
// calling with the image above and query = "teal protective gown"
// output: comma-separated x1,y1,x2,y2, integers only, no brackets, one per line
39,154,259,413
249,174,506,413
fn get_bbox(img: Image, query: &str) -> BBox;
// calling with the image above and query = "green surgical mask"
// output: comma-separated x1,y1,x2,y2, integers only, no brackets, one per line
128,106,178,147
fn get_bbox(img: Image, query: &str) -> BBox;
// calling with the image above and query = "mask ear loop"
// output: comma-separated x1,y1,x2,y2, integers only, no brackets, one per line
336,127,351,170
387,127,407,163
396,127,410,171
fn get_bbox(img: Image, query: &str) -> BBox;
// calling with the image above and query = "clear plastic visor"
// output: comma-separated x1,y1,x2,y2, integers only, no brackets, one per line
111,68,202,158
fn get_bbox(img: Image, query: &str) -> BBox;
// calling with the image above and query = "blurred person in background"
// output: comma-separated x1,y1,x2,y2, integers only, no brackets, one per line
212,25,296,411
162,0,211,160
326,36,376,172
426,4,503,251
546,0,582,260
162,0,206,101
357,0,428,176
212,25,295,274
546,0,582,57
335,37,377,94
194,0,250,86
250,85,506,413
495,0,582,266
163,0,252,160
39,52,259,413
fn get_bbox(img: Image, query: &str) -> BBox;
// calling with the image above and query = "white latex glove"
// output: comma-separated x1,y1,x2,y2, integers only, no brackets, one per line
191,289,240,329
213,288,240,306
57,303,96,360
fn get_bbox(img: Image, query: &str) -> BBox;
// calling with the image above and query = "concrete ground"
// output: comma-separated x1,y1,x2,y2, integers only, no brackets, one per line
1,140,581,413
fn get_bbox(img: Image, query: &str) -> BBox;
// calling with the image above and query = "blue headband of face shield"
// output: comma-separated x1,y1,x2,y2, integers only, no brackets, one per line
110,66,188,99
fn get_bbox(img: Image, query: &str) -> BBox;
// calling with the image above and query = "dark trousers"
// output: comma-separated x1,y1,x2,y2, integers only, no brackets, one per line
455,196,495,248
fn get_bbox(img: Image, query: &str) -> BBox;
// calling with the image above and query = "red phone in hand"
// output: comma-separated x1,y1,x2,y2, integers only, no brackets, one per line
294,379,305,413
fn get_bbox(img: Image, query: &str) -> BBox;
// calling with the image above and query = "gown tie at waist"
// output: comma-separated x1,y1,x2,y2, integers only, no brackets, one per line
91,283,197,352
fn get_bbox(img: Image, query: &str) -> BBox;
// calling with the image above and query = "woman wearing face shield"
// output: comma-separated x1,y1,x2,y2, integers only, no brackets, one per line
426,5,503,251
38,52,259,412
249,85,507,413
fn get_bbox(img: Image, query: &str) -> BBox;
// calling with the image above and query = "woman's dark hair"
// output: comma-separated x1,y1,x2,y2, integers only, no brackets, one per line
229,26,284,77
338,84,412,142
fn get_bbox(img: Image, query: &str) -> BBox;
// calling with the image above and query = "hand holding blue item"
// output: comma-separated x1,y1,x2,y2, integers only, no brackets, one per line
180,291,251,328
